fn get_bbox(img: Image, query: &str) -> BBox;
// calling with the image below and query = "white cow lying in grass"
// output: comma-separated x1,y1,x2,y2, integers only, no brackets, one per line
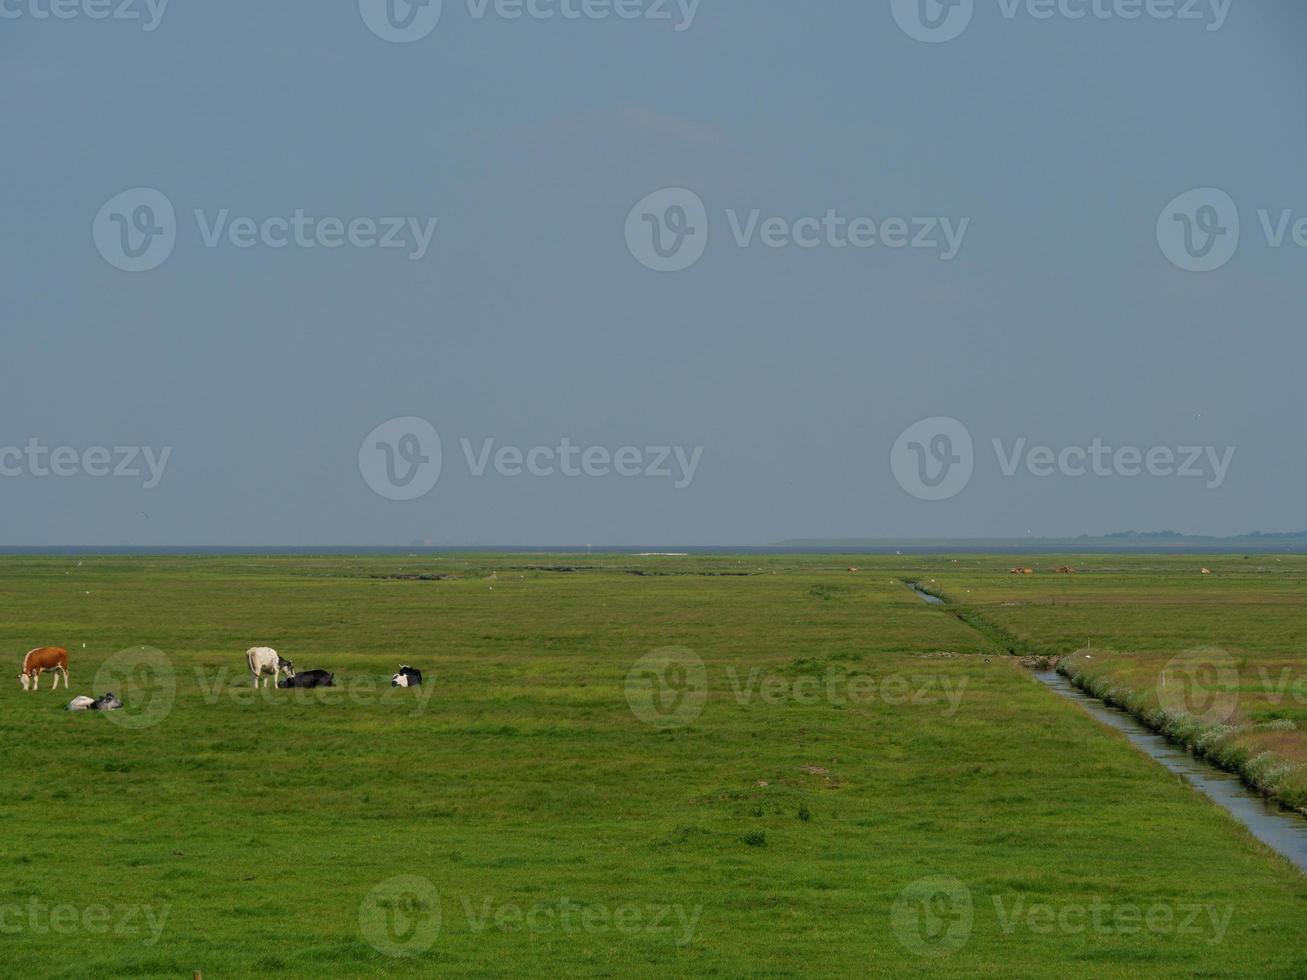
246,647,295,688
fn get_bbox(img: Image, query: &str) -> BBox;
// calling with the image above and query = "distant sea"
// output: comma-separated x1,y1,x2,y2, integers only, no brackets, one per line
1,536,1304,557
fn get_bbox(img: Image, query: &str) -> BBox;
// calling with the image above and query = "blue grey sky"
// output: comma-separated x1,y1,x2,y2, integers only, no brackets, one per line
3,1,1305,546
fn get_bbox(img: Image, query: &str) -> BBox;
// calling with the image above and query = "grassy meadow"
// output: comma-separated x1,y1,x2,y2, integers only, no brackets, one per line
2,554,1306,978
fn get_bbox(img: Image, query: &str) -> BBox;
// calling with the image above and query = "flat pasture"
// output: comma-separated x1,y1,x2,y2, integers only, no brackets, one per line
2,555,1306,978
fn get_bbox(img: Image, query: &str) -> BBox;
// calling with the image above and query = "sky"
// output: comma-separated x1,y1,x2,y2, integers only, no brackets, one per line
3,0,1305,546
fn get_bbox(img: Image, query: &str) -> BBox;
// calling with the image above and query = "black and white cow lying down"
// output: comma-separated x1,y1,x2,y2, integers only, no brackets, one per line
66,693,123,711
391,665,422,687
278,669,334,689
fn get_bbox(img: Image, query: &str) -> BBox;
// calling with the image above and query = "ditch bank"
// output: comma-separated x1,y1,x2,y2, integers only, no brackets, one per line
905,581,1307,868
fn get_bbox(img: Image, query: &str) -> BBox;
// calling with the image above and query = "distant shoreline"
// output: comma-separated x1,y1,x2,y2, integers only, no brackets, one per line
1,540,1304,557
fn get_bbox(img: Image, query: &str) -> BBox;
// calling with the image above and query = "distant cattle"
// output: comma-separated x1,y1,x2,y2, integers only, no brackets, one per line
1056,566,1076,574
1010,567,1035,576
847,567,860,573
247,647,295,688
1201,568,1214,575
19,647,69,691
279,669,334,689
391,666,422,688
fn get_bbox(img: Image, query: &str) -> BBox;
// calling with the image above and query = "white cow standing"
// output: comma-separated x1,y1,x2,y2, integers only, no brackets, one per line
246,647,295,688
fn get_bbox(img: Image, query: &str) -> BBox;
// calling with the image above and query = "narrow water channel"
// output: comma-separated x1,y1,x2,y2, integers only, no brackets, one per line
906,583,1307,874
1034,670,1307,874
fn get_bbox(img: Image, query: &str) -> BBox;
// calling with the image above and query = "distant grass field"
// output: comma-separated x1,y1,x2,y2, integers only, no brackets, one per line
2,554,1306,978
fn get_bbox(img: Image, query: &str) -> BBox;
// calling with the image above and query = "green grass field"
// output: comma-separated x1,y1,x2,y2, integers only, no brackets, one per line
3,554,1306,978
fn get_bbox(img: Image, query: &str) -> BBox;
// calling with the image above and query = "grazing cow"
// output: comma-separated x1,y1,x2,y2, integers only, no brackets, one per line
1201,567,1214,575
90,692,123,711
1010,567,1036,576
19,647,69,691
1056,566,1076,574
247,647,295,688
65,695,96,711
391,665,423,688
279,669,334,689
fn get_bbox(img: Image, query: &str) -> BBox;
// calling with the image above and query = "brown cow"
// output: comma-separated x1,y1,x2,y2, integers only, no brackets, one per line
19,647,69,691
1056,566,1076,574
1010,567,1035,575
